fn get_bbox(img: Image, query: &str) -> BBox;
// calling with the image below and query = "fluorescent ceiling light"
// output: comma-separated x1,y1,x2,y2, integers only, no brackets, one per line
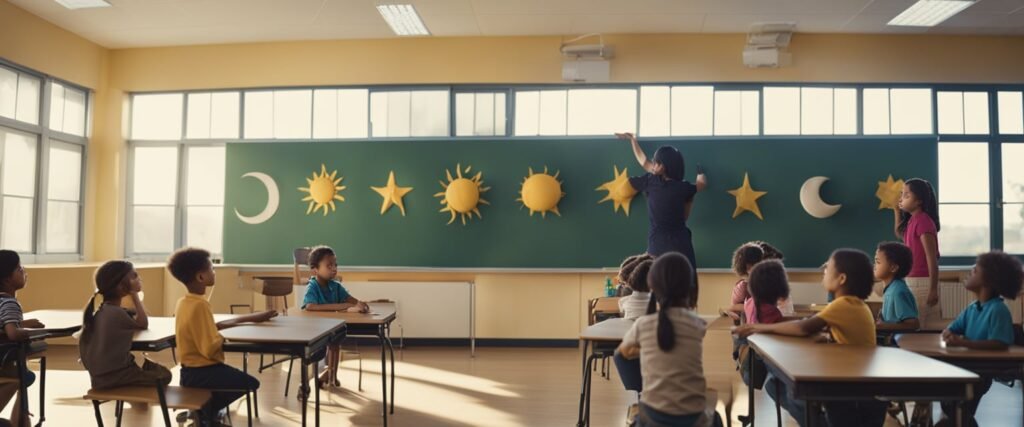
888,0,975,27
376,4,430,36
54,0,111,9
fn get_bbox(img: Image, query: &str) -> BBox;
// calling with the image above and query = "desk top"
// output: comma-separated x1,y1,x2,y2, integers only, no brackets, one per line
286,302,397,325
748,334,977,384
897,333,1024,361
24,309,83,335
221,316,345,344
580,318,634,342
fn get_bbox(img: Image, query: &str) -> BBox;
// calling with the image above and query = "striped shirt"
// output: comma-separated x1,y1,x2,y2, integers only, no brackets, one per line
0,295,23,328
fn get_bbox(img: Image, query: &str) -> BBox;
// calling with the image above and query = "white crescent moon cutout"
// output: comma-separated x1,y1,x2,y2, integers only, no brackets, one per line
800,176,842,219
235,172,279,225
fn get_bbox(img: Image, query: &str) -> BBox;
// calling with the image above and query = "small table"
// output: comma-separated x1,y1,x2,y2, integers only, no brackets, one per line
897,333,1024,426
747,334,979,427
287,302,398,427
576,317,634,427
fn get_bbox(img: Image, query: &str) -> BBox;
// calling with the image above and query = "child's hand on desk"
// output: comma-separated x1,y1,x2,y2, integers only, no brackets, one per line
942,330,967,347
357,302,370,313
255,310,278,323
733,324,757,338
21,319,44,329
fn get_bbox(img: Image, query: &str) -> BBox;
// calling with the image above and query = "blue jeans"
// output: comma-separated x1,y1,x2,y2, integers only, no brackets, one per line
636,403,722,427
613,351,643,392
180,363,259,418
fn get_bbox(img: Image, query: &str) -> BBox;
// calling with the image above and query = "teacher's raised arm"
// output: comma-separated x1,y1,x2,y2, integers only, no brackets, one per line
616,132,655,173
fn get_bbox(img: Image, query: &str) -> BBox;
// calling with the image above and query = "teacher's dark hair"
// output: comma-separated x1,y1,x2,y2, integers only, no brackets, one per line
646,252,694,352
653,146,685,181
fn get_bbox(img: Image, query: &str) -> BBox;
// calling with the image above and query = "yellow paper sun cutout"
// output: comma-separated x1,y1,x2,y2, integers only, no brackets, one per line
728,173,767,220
875,174,905,210
434,164,490,225
517,166,564,218
596,166,638,216
299,164,346,216
371,171,413,216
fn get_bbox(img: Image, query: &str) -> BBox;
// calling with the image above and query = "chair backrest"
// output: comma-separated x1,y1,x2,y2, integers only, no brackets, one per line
293,247,312,286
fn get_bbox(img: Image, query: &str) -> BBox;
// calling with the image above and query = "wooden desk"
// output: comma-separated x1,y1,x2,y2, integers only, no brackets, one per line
748,334,978,427
897,333,1024,427
287,302,398,427
23,309,87,426
576,318,634,427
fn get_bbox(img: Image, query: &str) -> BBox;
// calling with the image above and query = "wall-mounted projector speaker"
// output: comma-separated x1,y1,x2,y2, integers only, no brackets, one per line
562,59,610,82
742,47,792,68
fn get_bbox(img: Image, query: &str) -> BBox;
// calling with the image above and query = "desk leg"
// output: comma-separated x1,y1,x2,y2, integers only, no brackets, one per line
314,357,321,427
805,401,818,427
300,359,309,427
747,350,755,427
17,348,28,427
380,325,388,427
386,325,396,414
37,356,45,427
577,340,590,427
583,354,600,427
955,400,965,427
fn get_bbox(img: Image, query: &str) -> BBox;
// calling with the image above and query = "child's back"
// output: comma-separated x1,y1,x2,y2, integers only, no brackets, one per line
619,260,653,320
744,260,789,325
627,308,707,415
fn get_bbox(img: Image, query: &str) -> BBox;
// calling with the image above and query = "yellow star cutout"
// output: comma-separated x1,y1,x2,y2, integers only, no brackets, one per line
875,174,905,210
728,173,767,220
596,166,638,216
371,171,413,216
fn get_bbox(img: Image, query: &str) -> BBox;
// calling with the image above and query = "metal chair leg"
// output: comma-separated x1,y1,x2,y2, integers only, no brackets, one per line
115,401,123,427
156,384,171,427
91,400,104,427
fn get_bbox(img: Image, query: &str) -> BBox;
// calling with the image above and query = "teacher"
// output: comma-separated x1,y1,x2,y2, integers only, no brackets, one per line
617,132,707,270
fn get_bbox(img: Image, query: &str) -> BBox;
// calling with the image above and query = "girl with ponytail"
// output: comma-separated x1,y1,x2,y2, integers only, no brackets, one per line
616,252,719,427
79,261,171,390
893,178,941,333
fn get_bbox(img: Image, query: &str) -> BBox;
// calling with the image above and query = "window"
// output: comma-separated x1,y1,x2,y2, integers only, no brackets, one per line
455,92,507,137
0,66,41,125
671,86,713,136
998,91,1023,135
243,90,313,139
713,90,759,136
864,89,891,135
313,89,369,139
639,86,670,137
186,92,240,139
1003,143,1024,253
764,87,799,135
185,146,226,255
567,89,637,136
49,82,87,136
370,90,449,137
44,141,82,253
129,145,179,254
0,128,37,252
863,88,933,135
514,90,567,136
938,143,990,256
938,91,989,135
131,93,184,140
763,87,856,136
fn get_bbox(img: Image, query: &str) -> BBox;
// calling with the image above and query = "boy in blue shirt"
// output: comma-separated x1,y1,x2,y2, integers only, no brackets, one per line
937,251,1022,427
301,246,368,389
874,242,920,333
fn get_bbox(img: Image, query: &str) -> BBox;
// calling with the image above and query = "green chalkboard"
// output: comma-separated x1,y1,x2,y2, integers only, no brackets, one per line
223,137,936,268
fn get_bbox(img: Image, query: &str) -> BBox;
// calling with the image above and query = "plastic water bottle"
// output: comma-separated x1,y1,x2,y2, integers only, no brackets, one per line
605,277,615,297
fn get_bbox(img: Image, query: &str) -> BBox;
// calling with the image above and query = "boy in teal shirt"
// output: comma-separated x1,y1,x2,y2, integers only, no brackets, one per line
301,246,368,389
874,242,920,333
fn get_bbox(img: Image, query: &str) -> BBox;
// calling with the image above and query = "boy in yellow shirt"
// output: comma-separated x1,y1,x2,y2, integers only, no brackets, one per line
169,247,276,426
736,249,885,427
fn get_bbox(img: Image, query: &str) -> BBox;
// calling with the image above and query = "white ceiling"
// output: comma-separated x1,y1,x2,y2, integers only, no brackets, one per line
10,0,1024,49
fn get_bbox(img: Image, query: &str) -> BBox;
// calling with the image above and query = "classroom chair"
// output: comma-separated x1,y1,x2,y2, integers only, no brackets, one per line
83,385,213,427
587,297,621,381
0,335,48,427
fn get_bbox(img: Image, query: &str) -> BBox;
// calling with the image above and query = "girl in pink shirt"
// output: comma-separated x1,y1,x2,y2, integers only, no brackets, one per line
893,179,941,329
744,260,789,324
725,243,765,318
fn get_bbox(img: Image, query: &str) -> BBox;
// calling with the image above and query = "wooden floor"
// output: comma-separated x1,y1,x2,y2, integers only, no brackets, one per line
2,343,1021,426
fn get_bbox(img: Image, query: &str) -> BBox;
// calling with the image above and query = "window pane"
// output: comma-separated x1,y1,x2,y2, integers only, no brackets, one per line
49,83,65,132
640,86,670,137
370,92,389,137
132,206,175,253
15,74,40,124
186,146,225,205
273,90,312,139
864,88,890,135
2,129,37,197
0,67,15,119
938,204,989,257
313,89,339,138
963,92,988,134
45,200,78,253
1,196,33,252
387,91,411,137
132,94,183,140
671,86,713,136
186,93,212,139
713,91,741,136
186,206,223,255
47,141,82,201
410,90,449,137
243,91,273,139
998,91,1023,135
474,93,496,136
1004,204,1024,254
801,87,833,135
764,87,799,135
938,91,964,134
454,93,473,136
890,88,932,134
495,94,507,135
567,89,636,135
338,89,368,138
938,143,989,203
132,146,178,205
538,90,567,136
515,91,539,136
834,88,857,135
1003,143,1024,203
210,92,239,139
63,87,86,136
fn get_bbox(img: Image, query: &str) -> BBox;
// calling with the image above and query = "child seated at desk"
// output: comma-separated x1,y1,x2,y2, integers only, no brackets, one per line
170,247,277,426
0,250,43,427
874,242,920,335
736,249,886,427
615,254,651,297
301,245,368,389
79,261,171,390
723,243,765,320
619,259,652,320
935,251,1023,427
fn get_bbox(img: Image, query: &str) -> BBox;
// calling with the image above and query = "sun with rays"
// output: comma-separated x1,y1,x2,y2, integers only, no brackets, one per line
299,164,346,216
434,163,490,225
517,166,564,218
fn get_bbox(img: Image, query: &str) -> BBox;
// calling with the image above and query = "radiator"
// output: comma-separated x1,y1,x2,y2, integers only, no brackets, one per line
939,280,1023,322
